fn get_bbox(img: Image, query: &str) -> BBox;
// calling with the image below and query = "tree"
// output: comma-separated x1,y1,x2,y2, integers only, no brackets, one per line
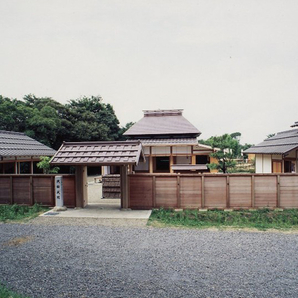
203,134,238,173
37,156,60,174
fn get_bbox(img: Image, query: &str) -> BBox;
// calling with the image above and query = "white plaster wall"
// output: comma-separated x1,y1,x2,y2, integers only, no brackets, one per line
151,146,170,155
263,154,272,173
172,146,192,154
255,155,263,173
176,156,191,164
135,161,149,171
143,147,150,155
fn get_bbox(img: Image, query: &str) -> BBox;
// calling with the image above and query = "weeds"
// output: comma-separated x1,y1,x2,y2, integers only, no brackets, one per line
0,283,29,298
149,208,298,230
0,204,48,222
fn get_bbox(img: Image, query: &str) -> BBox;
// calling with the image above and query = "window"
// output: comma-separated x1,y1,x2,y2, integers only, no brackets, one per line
196,155,209,164
284,160,296,173
154,156,170,172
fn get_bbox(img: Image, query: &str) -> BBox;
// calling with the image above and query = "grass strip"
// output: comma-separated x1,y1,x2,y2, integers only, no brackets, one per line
0,204,48,222
0,283,30,298
149,208,298,230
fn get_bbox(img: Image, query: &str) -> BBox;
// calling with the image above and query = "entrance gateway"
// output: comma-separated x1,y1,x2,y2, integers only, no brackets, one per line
50,141,145,209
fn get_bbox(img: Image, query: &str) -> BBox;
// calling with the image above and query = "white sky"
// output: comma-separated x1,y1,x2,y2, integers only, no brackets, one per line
1,0,298,144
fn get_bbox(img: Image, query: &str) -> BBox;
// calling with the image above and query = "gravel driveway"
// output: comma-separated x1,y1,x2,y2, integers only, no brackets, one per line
1,221,298,298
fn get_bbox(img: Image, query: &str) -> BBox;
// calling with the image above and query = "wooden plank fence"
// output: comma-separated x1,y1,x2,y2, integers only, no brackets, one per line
128,173,298,210
0,174,76,207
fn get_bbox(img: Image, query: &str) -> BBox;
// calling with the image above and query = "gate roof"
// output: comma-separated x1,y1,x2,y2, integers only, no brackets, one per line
50,141,144,166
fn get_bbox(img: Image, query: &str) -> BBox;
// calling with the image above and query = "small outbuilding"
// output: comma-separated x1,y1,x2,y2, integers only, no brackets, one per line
244,122,298,173
0,130,56,174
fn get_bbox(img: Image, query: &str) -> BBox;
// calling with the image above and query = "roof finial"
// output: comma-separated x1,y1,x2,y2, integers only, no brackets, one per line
290,121,298,128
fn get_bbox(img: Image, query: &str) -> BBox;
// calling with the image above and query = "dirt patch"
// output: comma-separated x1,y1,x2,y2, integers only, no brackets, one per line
3,236,34,247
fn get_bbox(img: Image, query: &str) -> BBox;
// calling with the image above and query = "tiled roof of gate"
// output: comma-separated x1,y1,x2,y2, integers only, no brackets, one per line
123,109,201,137
244,128,298,154
0,130,56,157
50,141,144,166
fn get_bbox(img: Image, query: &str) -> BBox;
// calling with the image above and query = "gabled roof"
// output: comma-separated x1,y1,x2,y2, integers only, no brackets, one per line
123,109,201,137
0,130,56,157
244,128,298,155
50,141,145,166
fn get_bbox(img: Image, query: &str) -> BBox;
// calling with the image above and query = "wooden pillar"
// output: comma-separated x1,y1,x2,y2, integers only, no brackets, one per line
30,159,34,174
170,155,174,173
149,156,153,173
75,166,88,208
191,155,196,165
15,159,18,174
120,165,129,209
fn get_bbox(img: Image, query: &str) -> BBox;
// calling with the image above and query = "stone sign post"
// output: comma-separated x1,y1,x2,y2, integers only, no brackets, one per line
54,176,67,211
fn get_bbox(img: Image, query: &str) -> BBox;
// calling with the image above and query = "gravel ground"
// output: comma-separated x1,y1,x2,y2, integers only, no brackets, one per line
1,221,298,298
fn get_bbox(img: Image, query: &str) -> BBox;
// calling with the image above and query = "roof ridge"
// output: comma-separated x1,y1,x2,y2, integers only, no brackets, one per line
0,130,25,136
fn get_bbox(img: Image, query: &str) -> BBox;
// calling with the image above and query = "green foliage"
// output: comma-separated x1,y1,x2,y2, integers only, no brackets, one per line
37,156,60,174
0,283,30,298
0,94,122,149
149,208,298,230
200,133,253,173
118,122,135,140
0,204,48,222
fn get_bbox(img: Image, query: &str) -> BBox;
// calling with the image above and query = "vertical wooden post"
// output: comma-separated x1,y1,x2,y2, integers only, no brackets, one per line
277,175,280,208
10,176,13,204
15,159,18,174
149,156,153,173
30,159,34,174
201,175,205,208
75,166,86,208
51,176,55,206
152,175,156,208
177,175,181,208
170,155,174,174
226,175,230,208
29,176,33,205
251,175,255,208
120,165,129,209
191,155,196,165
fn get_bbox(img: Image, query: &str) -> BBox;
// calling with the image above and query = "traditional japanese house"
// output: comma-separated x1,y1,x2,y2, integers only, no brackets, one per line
0,130,56,174
123,109,217,173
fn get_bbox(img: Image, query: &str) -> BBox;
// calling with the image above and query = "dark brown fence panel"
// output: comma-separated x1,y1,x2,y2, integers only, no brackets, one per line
63,176,76,207
254,176,277,207
0,177,11,204
12,177,31,205
280,175,298,208
204,176,227,208
129,176,153,209
180,176,201,208
156,176,177,208
229,176,252,208
33,177,54,206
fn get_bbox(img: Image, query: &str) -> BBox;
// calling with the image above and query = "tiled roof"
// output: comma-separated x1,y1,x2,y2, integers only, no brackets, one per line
140,138,198,146
172,164,208,171
0,130,56,157
50,141,144,166
244,128,298,154
124,109,201,137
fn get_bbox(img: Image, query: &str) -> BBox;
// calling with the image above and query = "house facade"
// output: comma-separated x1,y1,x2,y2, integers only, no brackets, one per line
0,130,56,174
123,109,217,174
244,123,298,173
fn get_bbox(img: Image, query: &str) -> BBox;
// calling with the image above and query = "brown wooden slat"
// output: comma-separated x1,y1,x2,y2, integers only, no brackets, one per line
12,177,31,205
229,176,252,207
180,176,201,208
155,177,177,208
63,176,76,207
204,176,227,208
254,176,277,207
280,175,298,208
129,176,153,209
33,177,53,206
0,177,11,204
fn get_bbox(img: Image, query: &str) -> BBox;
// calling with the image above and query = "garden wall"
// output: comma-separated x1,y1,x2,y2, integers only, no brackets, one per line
128,173,298,210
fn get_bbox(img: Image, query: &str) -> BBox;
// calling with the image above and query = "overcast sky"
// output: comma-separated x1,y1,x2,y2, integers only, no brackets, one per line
1,0,298,144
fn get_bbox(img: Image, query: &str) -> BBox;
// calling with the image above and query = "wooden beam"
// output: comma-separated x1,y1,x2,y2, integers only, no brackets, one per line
120,165,129,209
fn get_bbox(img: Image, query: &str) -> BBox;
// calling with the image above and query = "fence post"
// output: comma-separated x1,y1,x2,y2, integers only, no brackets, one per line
226,175,230,208
277,175,280,208
152,175,156,208
29,176,33,205
10,176,13,204
177,175,181,208
201,175,205,208
251,175,255,208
